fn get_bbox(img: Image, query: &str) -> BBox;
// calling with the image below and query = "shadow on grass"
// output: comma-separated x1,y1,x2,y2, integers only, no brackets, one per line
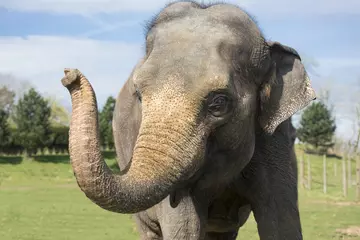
303,150,343,160
326,153,342,160
0,151,118,166
0,156,23,165
33,155,70,164
34,151,118,166
311,180,337,187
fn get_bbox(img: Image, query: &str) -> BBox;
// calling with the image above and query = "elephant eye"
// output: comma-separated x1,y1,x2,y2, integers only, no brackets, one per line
135,88,142,103
208,94,231,117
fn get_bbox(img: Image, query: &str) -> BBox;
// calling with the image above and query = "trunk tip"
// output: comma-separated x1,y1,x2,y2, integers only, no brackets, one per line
61,68,82,89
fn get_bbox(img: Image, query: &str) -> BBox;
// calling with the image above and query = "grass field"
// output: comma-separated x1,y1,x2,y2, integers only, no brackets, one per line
1,149,360,240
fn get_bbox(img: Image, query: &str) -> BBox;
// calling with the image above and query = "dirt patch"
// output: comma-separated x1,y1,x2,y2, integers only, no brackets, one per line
336,226,360,237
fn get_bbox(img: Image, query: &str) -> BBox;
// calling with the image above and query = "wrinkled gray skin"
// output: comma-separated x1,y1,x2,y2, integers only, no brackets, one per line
62,1,316,240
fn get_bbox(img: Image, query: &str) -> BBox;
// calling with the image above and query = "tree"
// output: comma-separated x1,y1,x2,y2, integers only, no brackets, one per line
0,73,33,101
0,109,11,151
297,101,336,153
0,87,15,153
47,97,70,127
0,86,15,112
48,125,69,154
12,88,51,157
351,77,360,155
46,97,70,154
99,96,116,150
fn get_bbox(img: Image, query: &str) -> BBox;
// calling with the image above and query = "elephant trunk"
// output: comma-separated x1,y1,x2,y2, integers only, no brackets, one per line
62,69,205,214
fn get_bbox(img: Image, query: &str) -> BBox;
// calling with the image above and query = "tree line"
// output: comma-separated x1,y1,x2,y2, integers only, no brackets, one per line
0,86,116,157
0,84,344,158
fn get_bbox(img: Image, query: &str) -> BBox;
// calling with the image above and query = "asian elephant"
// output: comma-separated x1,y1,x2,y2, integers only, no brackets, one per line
61,1,316,239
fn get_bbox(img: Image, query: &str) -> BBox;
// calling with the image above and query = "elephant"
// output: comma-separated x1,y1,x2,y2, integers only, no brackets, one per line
61,1,316,239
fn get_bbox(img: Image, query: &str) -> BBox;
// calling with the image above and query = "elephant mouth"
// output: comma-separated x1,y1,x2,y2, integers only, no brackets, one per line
169,164,206,208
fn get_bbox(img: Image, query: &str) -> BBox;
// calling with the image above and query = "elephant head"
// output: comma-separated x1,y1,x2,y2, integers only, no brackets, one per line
62,2,316,214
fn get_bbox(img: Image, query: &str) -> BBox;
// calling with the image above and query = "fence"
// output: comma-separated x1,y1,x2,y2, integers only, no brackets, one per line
298,152,360,201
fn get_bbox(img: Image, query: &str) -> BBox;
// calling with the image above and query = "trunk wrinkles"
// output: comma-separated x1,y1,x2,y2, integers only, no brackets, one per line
61,69,205,214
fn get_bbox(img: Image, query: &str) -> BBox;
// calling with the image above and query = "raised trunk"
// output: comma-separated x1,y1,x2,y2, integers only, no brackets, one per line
62,69,204,214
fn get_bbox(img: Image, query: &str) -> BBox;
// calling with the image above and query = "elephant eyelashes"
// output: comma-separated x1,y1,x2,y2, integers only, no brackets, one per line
207,94,231,117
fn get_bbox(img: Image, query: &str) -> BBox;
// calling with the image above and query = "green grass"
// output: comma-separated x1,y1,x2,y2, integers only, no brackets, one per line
1,149,359,240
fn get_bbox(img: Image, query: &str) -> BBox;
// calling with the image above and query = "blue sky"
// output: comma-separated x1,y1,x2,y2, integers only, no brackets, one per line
0,0,359,139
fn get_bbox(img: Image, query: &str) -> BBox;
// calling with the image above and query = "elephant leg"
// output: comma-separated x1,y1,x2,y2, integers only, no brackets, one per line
205,231,238,240
158,188,207,240
134,212,162,240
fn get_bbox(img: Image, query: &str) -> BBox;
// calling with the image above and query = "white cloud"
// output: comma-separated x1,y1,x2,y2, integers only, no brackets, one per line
317,58,360,69
1,0,359,15
0,36,142,108
78,20,140,38
240,0,360,16
0,0,169,14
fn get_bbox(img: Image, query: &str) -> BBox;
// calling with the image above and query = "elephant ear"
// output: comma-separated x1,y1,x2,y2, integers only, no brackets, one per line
258,41,316,134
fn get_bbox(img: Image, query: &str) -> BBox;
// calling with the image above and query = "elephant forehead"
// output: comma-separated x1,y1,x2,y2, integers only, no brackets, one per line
141,9,262,91
135,45,231,96
148,2,261,46
152,17,238,49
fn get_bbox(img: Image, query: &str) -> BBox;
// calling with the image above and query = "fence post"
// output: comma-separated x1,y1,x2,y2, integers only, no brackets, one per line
323,154,327,194
300,153,305,188
356,155,360,202
343,156,348,197
307,155,311,190
348,154,352,188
